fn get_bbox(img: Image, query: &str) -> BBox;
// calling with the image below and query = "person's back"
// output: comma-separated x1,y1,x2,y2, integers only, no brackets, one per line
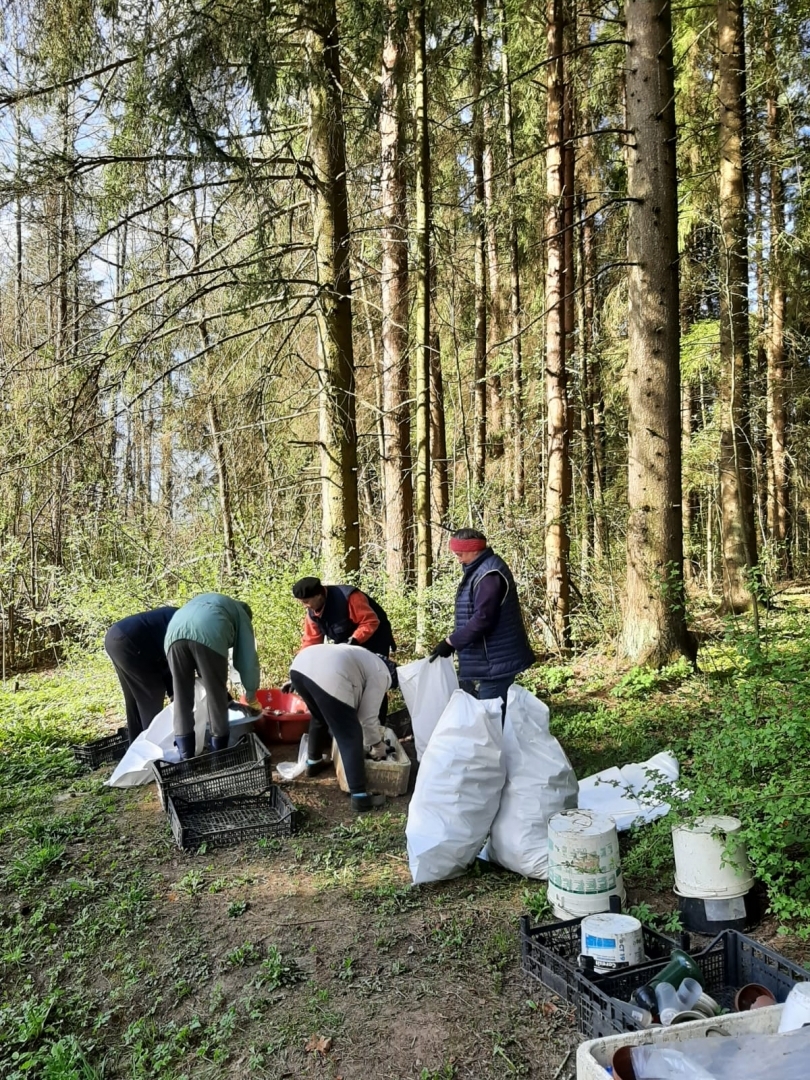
165,593,260,758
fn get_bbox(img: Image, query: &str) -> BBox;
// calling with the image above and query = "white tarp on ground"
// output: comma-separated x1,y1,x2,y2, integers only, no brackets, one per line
406,689,504,883
106,682,248,788
397,656,458,760
577,751,680,830
486,685,579,878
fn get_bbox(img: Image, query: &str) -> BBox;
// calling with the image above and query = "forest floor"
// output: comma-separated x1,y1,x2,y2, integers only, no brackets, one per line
3,589,810,1079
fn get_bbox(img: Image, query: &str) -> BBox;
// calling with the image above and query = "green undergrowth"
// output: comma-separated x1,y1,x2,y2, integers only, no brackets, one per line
3,596,810,1077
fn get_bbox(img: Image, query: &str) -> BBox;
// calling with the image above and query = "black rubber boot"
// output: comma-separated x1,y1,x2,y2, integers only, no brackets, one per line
210,734,230,752
306,758,331,778
351,793,386,813
175,733,196,760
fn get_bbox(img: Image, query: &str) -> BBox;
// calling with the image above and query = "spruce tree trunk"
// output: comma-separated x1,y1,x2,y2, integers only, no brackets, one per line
429,329,449,549
544,0,571,650
471,0,487,488
379,1,414,584
411,0,433,641
307,0,360,578
765,21,790,573
483,122,505,462
498,0,524,502
622,0,693,664
717,0,757,611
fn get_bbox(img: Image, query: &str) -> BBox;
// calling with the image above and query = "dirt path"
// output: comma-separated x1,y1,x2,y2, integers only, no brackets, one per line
0,739,580,1080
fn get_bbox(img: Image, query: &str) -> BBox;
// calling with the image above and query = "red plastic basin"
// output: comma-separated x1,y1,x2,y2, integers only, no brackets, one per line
245,688,311,745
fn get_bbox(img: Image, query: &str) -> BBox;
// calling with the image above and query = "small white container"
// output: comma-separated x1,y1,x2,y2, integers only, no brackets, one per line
580,913,644,972
672,815,754,899
576,1004,783,1080
547,810,624,918
778,982,810,1032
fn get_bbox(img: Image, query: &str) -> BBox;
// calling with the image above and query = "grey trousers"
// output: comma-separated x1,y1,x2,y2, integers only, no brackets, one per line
167,640,230,738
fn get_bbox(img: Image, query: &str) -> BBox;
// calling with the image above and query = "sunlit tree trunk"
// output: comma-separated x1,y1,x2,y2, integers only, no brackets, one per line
471,0,487,488
717,0,757,613
483,117,505,463
544,0,571,650
498,0,524,502
411,0,433,642
307,0,360,578
765,19,789,574
622,0,693,664
379,0,414,583
430,329,449,551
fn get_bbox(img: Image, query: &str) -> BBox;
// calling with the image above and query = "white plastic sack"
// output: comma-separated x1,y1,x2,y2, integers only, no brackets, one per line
486,685,578,878
276,735,309,781
406,689,504,884
106,681,209,788
397,656,458,760
578,751,680,830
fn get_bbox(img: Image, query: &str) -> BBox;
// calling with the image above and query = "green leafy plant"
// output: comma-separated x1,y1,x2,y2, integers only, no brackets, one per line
254,947,301,990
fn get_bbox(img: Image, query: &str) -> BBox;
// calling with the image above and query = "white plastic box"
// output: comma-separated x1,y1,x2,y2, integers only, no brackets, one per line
576,1003,783,1079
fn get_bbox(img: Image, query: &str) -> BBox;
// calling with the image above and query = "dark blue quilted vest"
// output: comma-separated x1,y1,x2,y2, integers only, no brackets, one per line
307,585,396,655
454,550,534,679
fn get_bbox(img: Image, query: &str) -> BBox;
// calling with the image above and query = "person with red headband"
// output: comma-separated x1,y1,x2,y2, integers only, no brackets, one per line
429,528,535,715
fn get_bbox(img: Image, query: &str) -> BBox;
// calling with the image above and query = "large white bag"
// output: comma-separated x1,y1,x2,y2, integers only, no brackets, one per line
486,685,578,878
106,681,208,788
406,690,504,884
397,656,458,760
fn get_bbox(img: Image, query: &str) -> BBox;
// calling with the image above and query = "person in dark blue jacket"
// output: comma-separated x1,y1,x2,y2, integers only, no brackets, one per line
105,607,178,743
429,528,534,716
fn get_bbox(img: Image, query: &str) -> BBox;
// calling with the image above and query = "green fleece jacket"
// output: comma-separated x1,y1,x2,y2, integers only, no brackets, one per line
164,593,260,694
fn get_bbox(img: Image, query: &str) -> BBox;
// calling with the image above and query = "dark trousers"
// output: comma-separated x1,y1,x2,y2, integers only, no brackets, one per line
167,640,230,739
105,627,170,743
289,671,368,794
461,675,515,724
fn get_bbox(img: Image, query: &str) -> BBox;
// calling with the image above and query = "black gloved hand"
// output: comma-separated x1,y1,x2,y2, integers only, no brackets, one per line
428,639,455,663
280,681,294,694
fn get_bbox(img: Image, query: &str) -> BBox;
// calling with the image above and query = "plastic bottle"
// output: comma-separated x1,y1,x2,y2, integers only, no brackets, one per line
631,949,704,1014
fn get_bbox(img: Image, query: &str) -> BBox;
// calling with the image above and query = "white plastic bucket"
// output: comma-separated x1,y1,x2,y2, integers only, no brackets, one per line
580,913,644,972
672,816,754,899
547,810,624,917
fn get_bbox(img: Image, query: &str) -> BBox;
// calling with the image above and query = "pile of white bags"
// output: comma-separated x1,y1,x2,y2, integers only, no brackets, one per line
406,683,578,883
486,685,578,877
406,690,504,883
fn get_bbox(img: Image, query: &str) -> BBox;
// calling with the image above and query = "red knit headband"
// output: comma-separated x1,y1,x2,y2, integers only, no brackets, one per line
449,536,487,553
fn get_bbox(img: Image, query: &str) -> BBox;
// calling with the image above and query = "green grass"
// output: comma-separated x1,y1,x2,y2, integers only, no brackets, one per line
3,599,810,1076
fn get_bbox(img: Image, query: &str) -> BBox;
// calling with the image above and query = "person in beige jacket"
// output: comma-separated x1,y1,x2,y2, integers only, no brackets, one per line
288,643,395,812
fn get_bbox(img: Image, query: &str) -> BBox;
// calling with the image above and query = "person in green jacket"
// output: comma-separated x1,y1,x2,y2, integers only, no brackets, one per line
165,593,261,759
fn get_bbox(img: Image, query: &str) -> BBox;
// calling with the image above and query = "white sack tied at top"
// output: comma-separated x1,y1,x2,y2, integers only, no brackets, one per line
485,685,578,879
397,656,458,760
406,689,504,884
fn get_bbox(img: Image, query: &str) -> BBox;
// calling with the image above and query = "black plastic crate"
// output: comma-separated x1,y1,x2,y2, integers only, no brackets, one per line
167,788,297,850
520,914,679,1005
575,929,810,1039
151,734,271,811
71,726,129,768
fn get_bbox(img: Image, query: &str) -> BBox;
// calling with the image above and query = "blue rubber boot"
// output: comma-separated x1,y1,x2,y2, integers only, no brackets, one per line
175,733,196,760
210,734,230,752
